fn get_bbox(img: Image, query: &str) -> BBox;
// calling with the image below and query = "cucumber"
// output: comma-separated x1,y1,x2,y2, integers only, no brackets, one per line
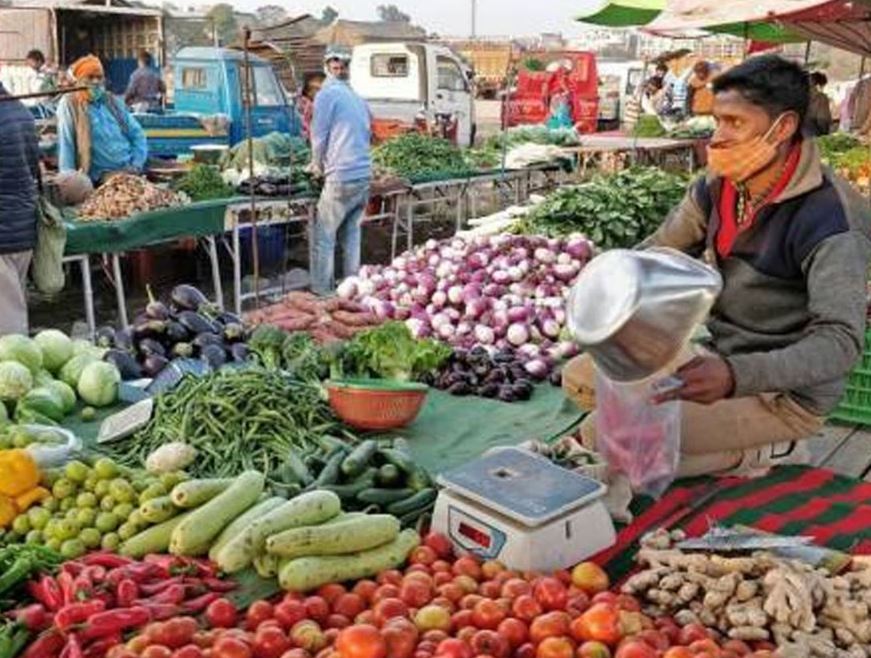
284,451,313,486
392,437,412,453
304,455,325,472
399,505,434,529
170,471,265,556
357,488,415,506
215,490,341,573
378,448,415,475
387,488,437,516
120,510,194,558
170,478,234,508
267,513,399,559
341,440,378,477
317,435,351,454
376,464,401,487
138,496,177,524
321,469,377,501
278,528,420,592
253,553,284,579
312,451,344,487
406,466,433,492
208,496,286,562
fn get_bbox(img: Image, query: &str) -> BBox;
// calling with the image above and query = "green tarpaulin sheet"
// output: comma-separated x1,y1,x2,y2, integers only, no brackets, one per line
576,0,665,27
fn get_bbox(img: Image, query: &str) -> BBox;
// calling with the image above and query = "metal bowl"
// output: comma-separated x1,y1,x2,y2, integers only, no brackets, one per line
190,144,229,165
567,248,722,382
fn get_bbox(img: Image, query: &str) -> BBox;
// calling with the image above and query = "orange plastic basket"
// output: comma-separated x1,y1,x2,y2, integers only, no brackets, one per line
325,379,428,431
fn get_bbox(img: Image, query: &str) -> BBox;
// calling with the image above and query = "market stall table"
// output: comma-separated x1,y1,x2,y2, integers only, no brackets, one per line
561,135,701,176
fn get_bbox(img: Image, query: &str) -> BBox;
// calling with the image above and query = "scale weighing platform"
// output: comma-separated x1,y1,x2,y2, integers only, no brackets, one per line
433,447,616,571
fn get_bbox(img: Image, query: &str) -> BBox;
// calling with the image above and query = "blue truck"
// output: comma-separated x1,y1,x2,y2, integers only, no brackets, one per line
136,47,302,158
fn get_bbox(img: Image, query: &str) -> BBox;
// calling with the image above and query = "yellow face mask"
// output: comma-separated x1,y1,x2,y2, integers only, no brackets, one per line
706,115,786,183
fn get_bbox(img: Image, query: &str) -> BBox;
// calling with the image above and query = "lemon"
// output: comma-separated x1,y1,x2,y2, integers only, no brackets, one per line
64,460,90,484
60,538,86,559
76,492,98,508
95,512,119,533
100,532,120,551
80,528,102,549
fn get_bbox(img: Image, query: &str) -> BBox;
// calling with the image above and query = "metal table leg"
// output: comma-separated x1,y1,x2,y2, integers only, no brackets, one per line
110,254,129,329
78,256,96,338
406,198,414,252
205,236,224,309
232,224,242,316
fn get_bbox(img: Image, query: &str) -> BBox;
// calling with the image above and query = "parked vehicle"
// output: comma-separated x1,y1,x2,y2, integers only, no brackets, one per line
350,42,476,147
450,41,512,99
596,60,646,128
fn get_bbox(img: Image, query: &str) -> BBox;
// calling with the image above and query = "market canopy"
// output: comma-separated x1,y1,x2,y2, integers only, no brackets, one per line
574,0,665,27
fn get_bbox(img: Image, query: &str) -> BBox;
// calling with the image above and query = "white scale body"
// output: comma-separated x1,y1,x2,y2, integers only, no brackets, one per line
432,447,616,572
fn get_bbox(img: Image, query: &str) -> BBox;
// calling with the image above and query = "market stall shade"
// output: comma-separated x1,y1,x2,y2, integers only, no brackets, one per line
575,0,665,27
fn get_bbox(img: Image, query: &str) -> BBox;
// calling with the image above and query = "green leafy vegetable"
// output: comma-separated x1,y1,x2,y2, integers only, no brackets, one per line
174,164,234,201
373,134,472,182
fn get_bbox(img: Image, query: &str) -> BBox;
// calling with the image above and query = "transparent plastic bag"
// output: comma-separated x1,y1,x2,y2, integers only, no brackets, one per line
23,425,82,469
595,371,681,498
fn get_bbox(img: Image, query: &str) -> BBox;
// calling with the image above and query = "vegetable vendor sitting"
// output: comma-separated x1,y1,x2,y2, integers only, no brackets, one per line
57,55,148,186
563,55,871,478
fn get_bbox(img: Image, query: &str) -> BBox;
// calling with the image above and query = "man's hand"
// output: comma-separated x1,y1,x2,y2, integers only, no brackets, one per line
653,354,735,405
304,162,323,179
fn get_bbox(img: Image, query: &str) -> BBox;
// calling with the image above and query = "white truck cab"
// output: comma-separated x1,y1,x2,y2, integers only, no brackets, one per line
350,42,476,147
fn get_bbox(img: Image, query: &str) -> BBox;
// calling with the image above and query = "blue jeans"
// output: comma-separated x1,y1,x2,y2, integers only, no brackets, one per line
311,178,370,295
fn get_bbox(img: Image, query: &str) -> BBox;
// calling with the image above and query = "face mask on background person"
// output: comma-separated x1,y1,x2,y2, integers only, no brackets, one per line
706,114,786,183
88,83,106,103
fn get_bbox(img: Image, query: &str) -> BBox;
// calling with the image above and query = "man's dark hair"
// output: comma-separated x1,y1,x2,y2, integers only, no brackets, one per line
711,54,810,123
810,71,828,88
26,49,45,65
655,62,669,74
138,50,153,66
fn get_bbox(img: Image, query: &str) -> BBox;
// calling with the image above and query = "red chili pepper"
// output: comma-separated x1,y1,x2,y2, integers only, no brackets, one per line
180,591,223,614
138,604,182,621
59,634,84,658
28,577,64,612
81,608,152,639
81,634,121,658
90,590,115,609
23,630,66,658
72,573,94,601
201,577,236,593
80,554,132,569
82,566,106,584
115,579,139,608
55,600,107,632
121,563,165,583
14,603,49,631
61,562,84,577
137,576,183,596
57,572,75,606
139,584,185,606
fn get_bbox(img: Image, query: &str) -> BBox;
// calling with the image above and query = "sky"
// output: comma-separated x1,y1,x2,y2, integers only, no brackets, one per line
189,0,594,38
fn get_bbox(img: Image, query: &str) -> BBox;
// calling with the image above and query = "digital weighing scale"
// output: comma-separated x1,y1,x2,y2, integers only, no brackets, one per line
433,447,616,572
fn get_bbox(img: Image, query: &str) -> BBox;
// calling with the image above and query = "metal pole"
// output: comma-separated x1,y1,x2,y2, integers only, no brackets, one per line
803,41,812,65
242,26,260,308
471,0,477,38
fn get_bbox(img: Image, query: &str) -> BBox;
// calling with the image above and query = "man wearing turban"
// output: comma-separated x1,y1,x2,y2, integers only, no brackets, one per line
57,55,148,184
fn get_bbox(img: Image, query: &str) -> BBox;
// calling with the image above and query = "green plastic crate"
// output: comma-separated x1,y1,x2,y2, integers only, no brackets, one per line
829,329,871,425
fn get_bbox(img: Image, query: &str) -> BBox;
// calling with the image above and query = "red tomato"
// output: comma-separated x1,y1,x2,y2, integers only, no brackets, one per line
327,615,351,630
371,585,401,605
613,596,640,613
535,637,574,658
613,640,657,658
274,601,307,631
451,609,475,630
591,593,618,606
333,594,366,620
191,632,218,650
570,563,610,596
334,625,386,658
414,605,452,633
433,572,453,587
289,621,326,654
571,603,621,645
352,581,378,603
469,630,508,658
213,638,252,658
278,651,309,658
577,641,613,658
460,594,484,611
317,585,347,606
500,579,531,600
566,593,591,617
438,583,465,603
431,597,457,613
452,557,483,582
356,612,376,626
687,639,720,654
477,581,502,600
677,625,711,647
432,560,453,574
529,612,571,644
533,578,568,612
400,580,433,608
515,643,536,658
455,627,477,645
142,647,173,658
471,599,506,630
452,576,479,595
423,533,454,559
372,598,409,626
635,630,669,652
721,640,751,656
377,571,404,587
480,561,505,581
496,618,527,648
252,627,290,658
662,648,693,658
205,600,238,629
163,618,200,649
304,598,330,625
108,647,138,658
511,595,543,623
246,603,275,632
434,638,472,658
410,546,439,566
381,618,418,658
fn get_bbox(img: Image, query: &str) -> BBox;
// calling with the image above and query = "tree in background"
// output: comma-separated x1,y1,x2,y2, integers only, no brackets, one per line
163,2,210,55
207,3,238,46
377,4,411,22
255,5,288,27
321,6,339,24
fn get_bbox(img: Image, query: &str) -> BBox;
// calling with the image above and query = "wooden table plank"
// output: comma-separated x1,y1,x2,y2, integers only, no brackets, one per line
822,427,871,478
808,423,856,467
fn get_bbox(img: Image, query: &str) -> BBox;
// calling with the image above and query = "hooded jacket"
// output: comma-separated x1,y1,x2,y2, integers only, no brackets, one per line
0,82,39,254
641,139,871,415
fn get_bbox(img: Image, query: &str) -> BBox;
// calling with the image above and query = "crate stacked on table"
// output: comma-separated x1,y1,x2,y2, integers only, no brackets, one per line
830,328,871,425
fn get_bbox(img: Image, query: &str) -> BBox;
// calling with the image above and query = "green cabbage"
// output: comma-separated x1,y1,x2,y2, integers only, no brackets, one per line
47,380,77,414
34,370,54,387
76,361,121,407
34,330,74,373
0,361,34,401
17,386,66,422
59,354,97,389
0,335,44,374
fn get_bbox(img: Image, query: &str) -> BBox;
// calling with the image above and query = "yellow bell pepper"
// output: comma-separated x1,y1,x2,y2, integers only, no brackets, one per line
0,449,39,497
15,486,50,513
0,494,16,528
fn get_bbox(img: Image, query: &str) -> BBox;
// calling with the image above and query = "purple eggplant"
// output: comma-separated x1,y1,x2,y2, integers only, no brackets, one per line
200,344,227,369
104,349,142,380
176,311,217,335
171,342,194,358
142,354,169,377
145,285,170,320
222,323,245,343
192,332,224,353
170,284,208,312
230,343,250,362
165,321,189,344
133,319,167,340
95,326,116,348
137,338,166,358
216,311,243,326
114,328,134,351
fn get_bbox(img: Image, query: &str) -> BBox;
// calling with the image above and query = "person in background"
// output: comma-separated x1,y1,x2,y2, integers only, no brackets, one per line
124,50,164,113
641,76,667,116
0,81,39,334
20,50,55,108
805,71,833,137
688,60,715,116
655,62,676,90
667,67,692,119
298,72,325,141
565,55,871,478
307,49,372,296
58,55,148,185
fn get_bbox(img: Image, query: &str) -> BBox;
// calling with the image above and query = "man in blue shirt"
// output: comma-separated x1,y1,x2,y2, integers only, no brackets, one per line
308,48,372,296
57,55,148,185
